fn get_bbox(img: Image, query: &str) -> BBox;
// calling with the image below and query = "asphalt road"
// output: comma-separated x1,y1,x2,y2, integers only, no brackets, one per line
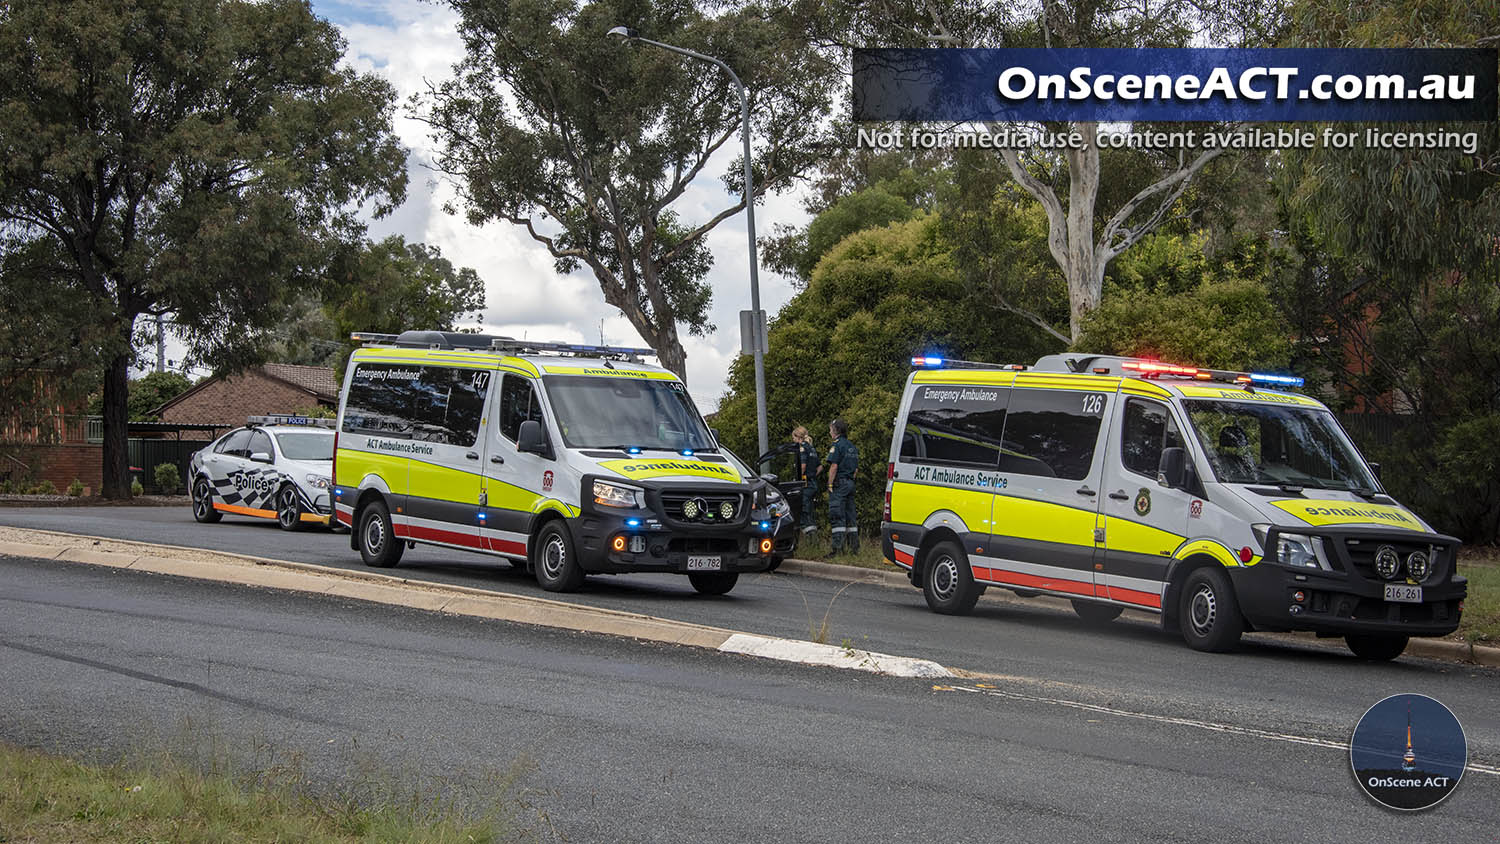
2,556,1496,842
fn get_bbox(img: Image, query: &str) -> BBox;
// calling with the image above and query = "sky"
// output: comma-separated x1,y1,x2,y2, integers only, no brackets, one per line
309,0,814,412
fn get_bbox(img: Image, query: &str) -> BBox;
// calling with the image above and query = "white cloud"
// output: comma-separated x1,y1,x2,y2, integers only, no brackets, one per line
323,0,812,414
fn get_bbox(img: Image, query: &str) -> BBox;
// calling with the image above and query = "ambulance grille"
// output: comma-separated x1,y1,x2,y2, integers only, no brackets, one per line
1341,538,1445,582
659,492,745,524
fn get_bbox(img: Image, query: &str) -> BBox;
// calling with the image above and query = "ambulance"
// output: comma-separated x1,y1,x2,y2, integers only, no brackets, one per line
881,353,1466,659
332,331,784,595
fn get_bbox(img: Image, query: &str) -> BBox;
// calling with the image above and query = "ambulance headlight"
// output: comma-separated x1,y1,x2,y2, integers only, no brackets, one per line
593,480,645,508
1274,532,1329,570
766,488,789,518
305,474,331,490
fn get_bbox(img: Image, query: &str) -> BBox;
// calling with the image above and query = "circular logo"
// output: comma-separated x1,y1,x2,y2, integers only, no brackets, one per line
1133,487,1152,517
1350,693,1466,811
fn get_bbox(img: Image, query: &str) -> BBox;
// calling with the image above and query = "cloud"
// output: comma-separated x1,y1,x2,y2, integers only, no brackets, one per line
321,0,811,414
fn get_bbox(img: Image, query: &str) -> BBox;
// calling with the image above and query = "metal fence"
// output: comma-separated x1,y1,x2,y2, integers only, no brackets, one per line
129,439,212,494
1337,413,1414,452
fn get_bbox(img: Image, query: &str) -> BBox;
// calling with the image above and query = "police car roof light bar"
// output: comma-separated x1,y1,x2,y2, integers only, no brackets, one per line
247,414,336,428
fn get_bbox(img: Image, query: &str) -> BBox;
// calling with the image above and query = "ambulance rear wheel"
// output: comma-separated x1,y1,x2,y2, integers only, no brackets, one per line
1180,567,1243,652
922,540,980,616
534,521,584,592
191,477,221,523
1345,633,1408,661
689,572,739,595
358,500,404,569
1071,600,1123,624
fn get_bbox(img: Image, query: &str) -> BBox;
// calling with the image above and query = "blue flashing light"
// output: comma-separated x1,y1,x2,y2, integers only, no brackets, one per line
911,355,945,368
625,518,642,528
335,488,343,498
626,446,642,454
681,448,694,457
1249,372,1305,387
477,512,487,521
759,520,771,531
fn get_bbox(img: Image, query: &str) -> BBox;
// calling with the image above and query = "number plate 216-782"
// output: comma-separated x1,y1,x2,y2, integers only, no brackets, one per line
687,556,721,571
1384,583,1422,604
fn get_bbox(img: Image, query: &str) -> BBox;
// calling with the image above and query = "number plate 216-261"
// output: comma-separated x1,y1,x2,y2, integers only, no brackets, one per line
1384,583,1422,604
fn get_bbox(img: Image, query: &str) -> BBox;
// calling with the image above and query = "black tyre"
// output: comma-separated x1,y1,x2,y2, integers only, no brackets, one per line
922,540,981,616
768,555,784,572
191,477,221,523
533,521,584,592
275,485,303,532
1345,633,1409,661
1179,567,1244,652
358,500,404,568
689,572,739,595
1071,599,1124,624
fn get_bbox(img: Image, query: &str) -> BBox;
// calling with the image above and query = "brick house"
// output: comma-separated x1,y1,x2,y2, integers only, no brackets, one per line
154,364,339,427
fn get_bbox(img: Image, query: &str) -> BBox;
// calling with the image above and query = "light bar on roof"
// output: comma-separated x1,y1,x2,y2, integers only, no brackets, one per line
1122,360,1200,377
1249,372,1305,387
912,355,945,367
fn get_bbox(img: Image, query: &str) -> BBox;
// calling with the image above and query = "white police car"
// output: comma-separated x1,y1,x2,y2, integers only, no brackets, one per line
189,416,335,531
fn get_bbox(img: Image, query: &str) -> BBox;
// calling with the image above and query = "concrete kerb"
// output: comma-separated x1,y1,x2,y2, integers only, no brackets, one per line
0,527,952,679
777,556,1500,668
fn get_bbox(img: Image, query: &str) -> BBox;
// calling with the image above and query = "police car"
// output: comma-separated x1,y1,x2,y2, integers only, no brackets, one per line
332,331,781,594
882,353,1466,660
189,415,336,530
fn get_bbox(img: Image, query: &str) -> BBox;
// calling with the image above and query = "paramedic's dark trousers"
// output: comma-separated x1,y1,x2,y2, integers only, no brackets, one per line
800,482,817,532
828,477,857,552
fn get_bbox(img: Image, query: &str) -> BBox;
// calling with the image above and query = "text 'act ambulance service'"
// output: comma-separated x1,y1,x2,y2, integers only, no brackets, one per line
881,353,1466,660
331,331,788,596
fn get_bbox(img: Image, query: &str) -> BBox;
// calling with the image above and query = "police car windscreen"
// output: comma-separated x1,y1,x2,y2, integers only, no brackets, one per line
277,432,334,461
1183,400,1377,490
544,376,713,450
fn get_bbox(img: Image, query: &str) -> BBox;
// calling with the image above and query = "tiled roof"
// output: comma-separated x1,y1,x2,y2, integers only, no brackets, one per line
260,364,339,401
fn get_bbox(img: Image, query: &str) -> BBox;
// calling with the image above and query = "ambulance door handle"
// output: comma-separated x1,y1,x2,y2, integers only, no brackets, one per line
465,451,479,460
490,455,504,464
1109,491,1130,501
1076,486,1096,497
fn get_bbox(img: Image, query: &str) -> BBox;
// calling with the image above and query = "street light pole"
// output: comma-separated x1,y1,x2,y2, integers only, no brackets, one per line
608,27,770,464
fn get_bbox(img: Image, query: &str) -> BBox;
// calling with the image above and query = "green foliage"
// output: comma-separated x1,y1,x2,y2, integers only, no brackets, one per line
1076,233,1294,371
66,478,85,497
794,187,916,280
154,463,182,495
426,0,835,376
131,478,145,498
29,480,58,496
87,371,195,421
715,214,1055,532
0,0,407,495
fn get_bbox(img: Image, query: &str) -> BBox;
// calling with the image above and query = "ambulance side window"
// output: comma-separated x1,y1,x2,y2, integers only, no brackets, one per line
409,367,488,447
1120,399,1182,479
900,385,1008,468
998,389,1108,481
343,364,417,439
499,374,542,443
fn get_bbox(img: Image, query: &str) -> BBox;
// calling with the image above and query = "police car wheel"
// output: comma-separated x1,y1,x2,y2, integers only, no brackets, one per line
689,572,739,596
1071,600,1123,624
275,486,303,532
922,540,981,616
191,477,221,523
534,521,584,592
1345,633,1409,661
358,501,404,568
1179,567,1243,652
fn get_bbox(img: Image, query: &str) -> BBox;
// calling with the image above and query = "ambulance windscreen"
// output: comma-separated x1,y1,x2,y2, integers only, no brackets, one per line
544,376,714,451
1183,400,1377,491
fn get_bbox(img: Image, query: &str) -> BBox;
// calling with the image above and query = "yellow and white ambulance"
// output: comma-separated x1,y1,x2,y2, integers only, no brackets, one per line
333,331,784,595
881,353,1466,659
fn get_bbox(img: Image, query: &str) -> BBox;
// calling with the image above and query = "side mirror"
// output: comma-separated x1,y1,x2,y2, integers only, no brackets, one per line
760,473,779,484
249,452,273,464
516,419,551,457
1157,447,1187,489
1369,462,1382,481
710,427,721,445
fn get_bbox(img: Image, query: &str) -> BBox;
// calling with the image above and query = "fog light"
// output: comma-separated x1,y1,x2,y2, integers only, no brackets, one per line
610,535,627,552
629,535,646,554
1406,550,1431,582
759,538,773,554
720,501,735,519
1293,590,1306,603
683,499,700,519
1374,545,1402,579
1289,604,1304,615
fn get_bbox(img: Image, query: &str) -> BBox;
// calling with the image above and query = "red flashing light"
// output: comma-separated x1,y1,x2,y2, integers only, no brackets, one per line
1239,546,1254,563
1123,360,1200,378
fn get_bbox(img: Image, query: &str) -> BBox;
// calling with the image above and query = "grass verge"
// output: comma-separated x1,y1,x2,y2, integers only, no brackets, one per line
1455,559,1499,646
790,532,896,571
0,741,531,843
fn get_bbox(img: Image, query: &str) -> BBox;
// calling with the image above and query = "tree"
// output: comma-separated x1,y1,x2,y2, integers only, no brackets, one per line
126,372,193,422
0,0,407,497
424,0,835,379
277,235,487,370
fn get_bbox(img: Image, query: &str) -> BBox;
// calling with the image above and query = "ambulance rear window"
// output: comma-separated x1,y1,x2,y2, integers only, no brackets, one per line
900,384,1007,468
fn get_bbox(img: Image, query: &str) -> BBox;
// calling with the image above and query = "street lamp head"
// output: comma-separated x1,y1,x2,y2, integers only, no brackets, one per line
607,26,637,39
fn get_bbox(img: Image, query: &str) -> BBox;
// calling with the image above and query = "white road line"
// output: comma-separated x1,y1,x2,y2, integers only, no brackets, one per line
719,633,954,678
948,684,1500,777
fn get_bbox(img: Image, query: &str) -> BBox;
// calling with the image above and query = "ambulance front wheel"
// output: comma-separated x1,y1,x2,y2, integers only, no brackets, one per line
1179,567,1243,652
534,521,584,592
1345,633,1408,661
922,540,981,616
688,572,738,595
1071,600,1123,624
358,500,404,569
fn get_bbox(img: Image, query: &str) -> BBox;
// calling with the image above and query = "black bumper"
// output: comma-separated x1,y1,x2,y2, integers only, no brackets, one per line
1231,527,1466,637
573,477,775,574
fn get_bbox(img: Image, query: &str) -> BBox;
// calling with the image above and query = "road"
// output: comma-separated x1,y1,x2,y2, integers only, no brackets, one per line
2,555,1496,842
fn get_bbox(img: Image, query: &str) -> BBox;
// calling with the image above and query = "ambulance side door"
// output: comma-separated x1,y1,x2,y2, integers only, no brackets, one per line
480,372,550,558
1099,397,1193,609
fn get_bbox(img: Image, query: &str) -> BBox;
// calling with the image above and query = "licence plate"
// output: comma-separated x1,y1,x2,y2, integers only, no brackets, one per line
687,555,722,571
1384,583,1422,604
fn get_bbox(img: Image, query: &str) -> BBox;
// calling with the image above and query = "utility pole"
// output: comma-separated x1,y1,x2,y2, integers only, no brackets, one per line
155,314,166,373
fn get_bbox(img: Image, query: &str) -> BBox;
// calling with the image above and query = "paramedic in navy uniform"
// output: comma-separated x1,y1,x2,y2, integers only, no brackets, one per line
792,425,820,535
825,419,859,554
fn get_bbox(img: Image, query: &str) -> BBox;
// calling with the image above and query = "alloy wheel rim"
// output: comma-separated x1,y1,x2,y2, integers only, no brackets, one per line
1190,584,1217,634
193,481,210,517
931,555,958,601
278,489,297,527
